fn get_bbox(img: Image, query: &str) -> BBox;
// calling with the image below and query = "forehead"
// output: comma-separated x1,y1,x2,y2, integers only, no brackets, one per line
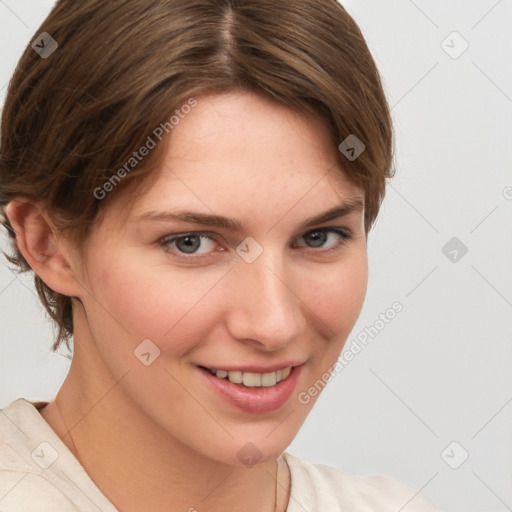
145,93,356,191
108,91,363,230
163,91,336,168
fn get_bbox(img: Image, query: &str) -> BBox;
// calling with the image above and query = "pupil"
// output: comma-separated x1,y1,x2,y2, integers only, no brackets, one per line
178,235,200,253
307,231,326,247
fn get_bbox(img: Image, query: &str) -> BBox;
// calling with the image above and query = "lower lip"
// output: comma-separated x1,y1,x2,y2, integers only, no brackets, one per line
198,365,304,414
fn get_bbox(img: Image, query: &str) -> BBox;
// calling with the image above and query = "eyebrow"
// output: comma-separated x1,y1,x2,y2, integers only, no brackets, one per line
135,198,364,233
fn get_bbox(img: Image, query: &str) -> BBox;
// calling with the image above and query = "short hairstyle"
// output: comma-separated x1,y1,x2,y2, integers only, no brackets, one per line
0,0,395,352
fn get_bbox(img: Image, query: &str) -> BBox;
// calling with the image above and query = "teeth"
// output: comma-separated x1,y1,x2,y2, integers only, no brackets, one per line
243,373,261,387
228,370,242,384
208,366,292,387
261,372,276,387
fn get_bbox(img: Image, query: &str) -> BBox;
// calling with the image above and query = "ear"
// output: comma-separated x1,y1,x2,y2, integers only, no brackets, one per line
4,198,83,298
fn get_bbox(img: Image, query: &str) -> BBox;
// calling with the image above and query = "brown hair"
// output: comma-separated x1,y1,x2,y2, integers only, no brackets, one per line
0,0,395,352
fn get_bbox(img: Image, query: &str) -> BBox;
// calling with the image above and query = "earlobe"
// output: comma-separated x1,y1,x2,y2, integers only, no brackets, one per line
4,198,82,298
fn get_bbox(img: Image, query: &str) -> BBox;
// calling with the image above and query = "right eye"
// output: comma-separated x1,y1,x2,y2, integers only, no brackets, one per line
159,232,220,258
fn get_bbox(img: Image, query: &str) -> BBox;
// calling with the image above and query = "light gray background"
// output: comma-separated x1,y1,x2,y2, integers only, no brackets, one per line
1,1,511,511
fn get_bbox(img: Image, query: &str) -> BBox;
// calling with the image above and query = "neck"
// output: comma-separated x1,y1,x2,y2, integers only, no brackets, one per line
39,328,290,511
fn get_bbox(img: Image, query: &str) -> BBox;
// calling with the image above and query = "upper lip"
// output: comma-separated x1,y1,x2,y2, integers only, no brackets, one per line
198,361,305,373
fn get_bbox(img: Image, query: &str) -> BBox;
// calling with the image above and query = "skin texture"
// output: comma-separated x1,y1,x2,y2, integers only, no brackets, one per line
7,91,368,512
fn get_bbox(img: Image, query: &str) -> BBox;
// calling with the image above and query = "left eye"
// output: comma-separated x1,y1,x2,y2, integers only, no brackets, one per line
293,228,350,249
160,228,350,257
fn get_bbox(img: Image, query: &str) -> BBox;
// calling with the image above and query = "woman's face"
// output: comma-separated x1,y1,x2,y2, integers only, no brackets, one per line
72,91,368,466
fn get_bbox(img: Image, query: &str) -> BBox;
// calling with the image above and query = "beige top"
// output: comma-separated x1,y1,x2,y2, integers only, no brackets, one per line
0,398,441,511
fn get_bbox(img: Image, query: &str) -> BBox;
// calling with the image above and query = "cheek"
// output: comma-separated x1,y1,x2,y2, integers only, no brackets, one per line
300,252,368,336
85,251,228,350
297,252,368,380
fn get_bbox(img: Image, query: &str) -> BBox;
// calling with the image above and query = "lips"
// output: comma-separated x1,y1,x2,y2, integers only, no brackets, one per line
197,363,305,413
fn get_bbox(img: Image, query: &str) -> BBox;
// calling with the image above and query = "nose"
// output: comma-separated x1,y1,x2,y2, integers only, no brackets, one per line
224,248,306,352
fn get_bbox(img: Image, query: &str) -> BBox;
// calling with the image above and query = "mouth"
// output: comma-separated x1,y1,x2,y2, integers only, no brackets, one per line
197,362,305,413
198,365,293,388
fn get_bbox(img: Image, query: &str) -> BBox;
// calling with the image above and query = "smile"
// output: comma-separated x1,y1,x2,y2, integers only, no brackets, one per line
197,363,304,413
203,366,292,387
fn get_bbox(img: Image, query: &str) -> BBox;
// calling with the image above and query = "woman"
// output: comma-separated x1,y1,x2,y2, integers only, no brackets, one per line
0,0,441,510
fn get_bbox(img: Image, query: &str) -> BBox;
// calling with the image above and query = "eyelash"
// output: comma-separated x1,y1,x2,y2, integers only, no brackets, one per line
158,227,352,260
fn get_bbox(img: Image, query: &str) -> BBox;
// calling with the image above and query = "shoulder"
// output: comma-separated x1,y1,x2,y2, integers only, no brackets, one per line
0,399,78,511
0,398,117,512
283,452,442,512
0,466,80,511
